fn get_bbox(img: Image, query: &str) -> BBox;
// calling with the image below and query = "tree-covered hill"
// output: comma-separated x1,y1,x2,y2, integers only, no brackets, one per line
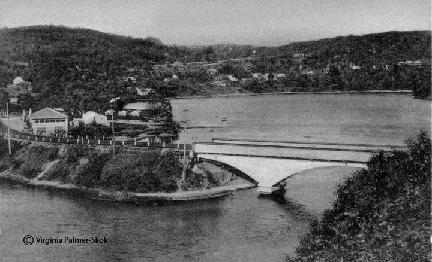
0,26,430,114
258,31,430,65
250,31,431,98
0,25,185,114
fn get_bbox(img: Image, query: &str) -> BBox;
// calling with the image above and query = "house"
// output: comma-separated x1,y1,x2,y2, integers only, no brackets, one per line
306,70,316,76
206,68,218,75
214,75,225,81
9,98,18,104
211,81,227,87
13,76,24,85
292,53,305,62
81,111,108,126
110,97,121,104
5,77,33,98
124,101,162,111
118,110,128,117
30,107,68,135
227,75,238,82
241,78,252,84
252,73,263,79
136,87,155,96
171,61,183,67
105,109,115,116
124,76,137,84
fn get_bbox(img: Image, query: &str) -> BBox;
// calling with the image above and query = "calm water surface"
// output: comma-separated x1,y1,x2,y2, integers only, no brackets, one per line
0,166,356,262
1,94,430,261
171,94,430,145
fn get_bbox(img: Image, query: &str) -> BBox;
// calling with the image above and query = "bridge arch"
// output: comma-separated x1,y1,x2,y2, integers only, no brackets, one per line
195,153,365,193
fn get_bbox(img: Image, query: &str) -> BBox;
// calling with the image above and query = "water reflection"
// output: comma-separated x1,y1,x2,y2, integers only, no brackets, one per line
1,166,361,261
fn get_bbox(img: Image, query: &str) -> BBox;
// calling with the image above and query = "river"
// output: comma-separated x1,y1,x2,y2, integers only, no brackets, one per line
171,93,430,145
0,94,430,261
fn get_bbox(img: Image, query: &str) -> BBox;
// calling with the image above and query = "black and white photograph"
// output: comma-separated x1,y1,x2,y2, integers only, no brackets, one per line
0,0,430,261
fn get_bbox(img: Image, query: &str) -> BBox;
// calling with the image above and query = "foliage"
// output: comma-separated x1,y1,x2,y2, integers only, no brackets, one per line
12,145,59,179
0,25,178,114
100,150,182,193
69,122,112,138
74,151,111,187
42,162,71,183
287,131,431,262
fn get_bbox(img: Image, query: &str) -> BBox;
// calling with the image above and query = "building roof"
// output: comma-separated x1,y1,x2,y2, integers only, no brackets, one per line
31,107,68,119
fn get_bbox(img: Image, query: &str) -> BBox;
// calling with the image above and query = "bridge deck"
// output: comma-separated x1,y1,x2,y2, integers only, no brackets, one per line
212,138,404,151
193,142,381,164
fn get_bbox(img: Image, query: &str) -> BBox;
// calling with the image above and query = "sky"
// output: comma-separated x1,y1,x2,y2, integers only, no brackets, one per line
0,0,430,46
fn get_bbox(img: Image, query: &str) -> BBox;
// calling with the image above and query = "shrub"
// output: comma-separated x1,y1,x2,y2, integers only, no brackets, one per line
100,150,182,193
64,145,89,164
21,167,41,179
287,131,431,262
14,145,59,179
74,152,111,187
42,161,72,183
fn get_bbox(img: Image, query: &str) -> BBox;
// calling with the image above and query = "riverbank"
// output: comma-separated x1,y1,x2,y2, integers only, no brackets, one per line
0,138,255,203
172,89,413,100
0,169,254,203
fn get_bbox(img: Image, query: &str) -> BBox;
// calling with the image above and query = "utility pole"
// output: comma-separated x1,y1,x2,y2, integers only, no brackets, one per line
111,112,115,156
6,102,11,155
183,123,187,167
181,121,187,184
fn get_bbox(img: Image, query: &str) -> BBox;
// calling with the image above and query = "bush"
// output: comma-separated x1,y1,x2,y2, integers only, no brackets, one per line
42,161,72,183
63,145,89,164
287,131,431,262
21,167,41,179
14,145,59,179
74,152,111,187
100,150,182,193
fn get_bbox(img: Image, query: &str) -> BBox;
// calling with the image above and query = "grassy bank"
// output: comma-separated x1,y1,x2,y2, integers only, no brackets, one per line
0,139,240,198
286,131,431,261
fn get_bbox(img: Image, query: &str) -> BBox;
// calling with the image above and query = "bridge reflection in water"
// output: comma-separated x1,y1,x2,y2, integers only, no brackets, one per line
191,138,404,194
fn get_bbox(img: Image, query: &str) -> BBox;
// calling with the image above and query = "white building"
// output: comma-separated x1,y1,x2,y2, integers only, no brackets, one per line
80,111,108,126
30,107,68,135
227,75,238,82
136,87,155,96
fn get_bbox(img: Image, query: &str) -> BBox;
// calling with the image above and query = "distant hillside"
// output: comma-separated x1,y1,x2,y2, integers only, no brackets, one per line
260,31,431,63
0,25,185,113
258,31,431,70
0,26,430,113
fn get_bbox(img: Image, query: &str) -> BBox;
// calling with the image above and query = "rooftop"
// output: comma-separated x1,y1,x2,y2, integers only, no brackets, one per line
31,107,68,119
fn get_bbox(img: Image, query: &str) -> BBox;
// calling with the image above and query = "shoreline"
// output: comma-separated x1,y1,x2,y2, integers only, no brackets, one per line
171,89,413,100
0,169,255,203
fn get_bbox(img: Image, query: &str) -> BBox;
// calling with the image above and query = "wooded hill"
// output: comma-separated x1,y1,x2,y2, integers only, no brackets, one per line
0,25,185,114
0,26,430,115
259,31,430,64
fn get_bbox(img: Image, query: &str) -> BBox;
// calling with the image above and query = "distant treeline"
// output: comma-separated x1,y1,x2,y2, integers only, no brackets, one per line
0,26,430,116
